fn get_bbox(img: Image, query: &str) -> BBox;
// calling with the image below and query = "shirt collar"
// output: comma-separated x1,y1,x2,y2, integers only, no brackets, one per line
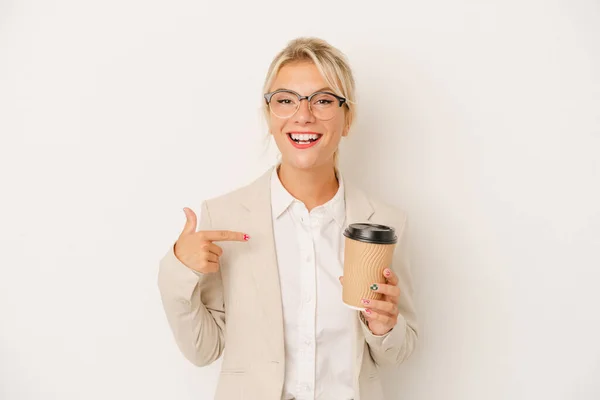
270,164,346,228
270,165,296,220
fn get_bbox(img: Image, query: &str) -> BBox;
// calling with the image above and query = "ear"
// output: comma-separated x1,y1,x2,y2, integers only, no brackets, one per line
342,123,350,137
342,111,351,137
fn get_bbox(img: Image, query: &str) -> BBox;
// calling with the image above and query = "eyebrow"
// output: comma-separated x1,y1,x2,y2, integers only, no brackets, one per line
271,87,334,94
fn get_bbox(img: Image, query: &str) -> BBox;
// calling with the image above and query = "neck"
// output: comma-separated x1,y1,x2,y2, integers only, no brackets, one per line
277,161,339,211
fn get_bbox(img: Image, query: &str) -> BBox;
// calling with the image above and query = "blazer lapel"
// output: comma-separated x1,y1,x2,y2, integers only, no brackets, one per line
344,178,375,225
239,166,286,362
343,177,375,394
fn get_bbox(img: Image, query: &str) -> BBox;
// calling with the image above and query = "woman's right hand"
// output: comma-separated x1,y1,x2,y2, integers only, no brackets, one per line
174,207,250,274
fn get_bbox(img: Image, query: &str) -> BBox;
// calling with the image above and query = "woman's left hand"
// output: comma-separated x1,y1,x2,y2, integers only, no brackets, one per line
340,267,401,336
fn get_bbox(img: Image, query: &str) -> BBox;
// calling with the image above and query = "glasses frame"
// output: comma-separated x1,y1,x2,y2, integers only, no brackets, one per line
263,89,347,120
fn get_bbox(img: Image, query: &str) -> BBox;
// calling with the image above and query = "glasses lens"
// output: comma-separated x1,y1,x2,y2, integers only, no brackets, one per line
269,91,299,118
310,93,338,121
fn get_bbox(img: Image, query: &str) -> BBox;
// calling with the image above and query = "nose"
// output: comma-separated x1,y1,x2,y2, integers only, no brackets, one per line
294,99,315,123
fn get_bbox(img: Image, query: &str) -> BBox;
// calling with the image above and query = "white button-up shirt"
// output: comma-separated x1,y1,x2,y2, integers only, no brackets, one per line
271,166,356,400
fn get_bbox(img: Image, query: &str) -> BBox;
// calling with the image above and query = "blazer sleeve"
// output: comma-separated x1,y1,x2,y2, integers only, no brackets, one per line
360,213,419,368
157,200,226,367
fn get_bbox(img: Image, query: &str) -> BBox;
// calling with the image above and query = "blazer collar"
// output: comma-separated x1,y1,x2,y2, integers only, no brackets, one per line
343,176,375,224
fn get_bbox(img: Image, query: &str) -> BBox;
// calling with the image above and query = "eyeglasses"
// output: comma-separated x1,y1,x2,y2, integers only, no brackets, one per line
264,89,347,121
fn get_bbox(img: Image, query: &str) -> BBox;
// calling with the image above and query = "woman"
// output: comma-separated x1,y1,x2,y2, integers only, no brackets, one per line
158,37,419,400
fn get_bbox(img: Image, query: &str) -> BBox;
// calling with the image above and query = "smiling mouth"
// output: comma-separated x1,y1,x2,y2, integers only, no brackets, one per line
287,133,323,144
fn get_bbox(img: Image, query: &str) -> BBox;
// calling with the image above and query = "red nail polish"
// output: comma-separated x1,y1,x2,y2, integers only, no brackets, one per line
384,269,391,277
243,234,250,241
362,299,370,305
365,309,372,315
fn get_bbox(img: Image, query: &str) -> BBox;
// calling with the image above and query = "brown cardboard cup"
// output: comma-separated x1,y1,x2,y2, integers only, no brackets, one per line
342,223,397,310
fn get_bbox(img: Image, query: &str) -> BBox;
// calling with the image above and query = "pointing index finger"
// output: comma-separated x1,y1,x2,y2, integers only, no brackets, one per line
197,230,249,242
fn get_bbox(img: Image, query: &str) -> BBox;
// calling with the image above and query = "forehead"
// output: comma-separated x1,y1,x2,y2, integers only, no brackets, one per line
270,61,329,94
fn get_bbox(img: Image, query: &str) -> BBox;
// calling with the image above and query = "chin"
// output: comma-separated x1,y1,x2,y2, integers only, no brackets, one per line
283,154,327,171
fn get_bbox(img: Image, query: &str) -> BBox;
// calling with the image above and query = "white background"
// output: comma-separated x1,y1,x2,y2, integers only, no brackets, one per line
1,0,599,399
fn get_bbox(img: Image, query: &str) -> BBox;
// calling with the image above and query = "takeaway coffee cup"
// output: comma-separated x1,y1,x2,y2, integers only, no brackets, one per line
342,223,398,310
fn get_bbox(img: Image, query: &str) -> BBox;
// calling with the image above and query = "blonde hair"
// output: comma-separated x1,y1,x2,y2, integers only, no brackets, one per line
262,37,356,167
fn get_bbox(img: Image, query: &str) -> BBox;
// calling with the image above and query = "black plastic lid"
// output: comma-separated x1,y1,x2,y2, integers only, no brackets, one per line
343,223,397,244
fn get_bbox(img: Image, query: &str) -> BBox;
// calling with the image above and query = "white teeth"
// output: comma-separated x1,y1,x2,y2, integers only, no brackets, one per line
290,133,320,141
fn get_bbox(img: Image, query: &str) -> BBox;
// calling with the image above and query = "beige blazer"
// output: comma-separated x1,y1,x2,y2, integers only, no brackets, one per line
158,166,419,400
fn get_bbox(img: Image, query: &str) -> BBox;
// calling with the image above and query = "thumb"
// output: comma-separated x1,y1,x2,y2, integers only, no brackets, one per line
181,207,198,235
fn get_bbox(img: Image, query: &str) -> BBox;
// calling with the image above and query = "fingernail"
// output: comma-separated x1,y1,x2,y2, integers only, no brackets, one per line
370,284,379,291
361,299,370,305
365,309,372,315
384,269,391,277
243,234,250,241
